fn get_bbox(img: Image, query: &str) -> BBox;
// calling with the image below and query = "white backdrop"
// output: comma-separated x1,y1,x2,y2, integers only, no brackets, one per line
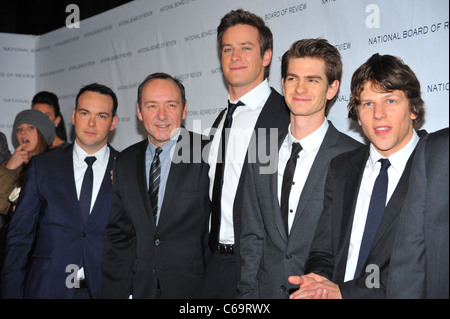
1,0,448,152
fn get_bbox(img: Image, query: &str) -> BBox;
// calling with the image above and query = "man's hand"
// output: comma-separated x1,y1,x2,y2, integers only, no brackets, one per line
288,273,342,299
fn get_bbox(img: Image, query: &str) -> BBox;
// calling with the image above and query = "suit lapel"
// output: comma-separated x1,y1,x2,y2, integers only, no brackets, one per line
291,123,338,229
337,147,369,257
134,139,155,226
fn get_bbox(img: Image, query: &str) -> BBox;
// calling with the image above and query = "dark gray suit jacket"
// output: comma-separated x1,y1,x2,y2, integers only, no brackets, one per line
305,131,427,298
387,127,449,299
101,129,210,299
238,121,362,298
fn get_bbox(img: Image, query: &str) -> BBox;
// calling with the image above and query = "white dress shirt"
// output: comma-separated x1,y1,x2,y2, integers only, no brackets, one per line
73,141,110,212
278,119,329,234
208,79,271,244
344,131,419,281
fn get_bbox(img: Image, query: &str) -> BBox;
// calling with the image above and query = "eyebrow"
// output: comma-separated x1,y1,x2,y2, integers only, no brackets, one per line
286,73,323,80
222,41,256,48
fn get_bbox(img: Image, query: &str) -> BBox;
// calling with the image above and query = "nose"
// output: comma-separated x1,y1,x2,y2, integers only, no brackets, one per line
231,49,241,62
295,79,307,94
156,107,167,121
373,103,387,120
87,114,96,126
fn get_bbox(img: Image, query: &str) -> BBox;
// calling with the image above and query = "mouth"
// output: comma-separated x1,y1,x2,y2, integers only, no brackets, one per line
22,138,30,144
374,126,391,135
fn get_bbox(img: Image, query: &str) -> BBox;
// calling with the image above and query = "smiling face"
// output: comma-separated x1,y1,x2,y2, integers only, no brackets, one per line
137,78,187,147
221,24,272,100
72,91,117,154
16,123,39,154
357,81,417,157
282,57,339,122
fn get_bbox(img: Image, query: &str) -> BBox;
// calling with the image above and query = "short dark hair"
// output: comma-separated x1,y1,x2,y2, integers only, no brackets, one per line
217,8,273,79
348,53,425,129
75,83,118,116
137,72,186,108
32,91,67,141
281,38,342,114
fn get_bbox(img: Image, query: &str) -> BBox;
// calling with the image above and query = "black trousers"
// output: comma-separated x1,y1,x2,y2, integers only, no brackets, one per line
203,252,238,299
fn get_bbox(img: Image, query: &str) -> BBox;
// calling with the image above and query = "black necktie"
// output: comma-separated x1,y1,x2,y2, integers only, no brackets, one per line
354,158,391,278
280,142,302,235
149,147,162,222
79,156,96,225
209,101,243,251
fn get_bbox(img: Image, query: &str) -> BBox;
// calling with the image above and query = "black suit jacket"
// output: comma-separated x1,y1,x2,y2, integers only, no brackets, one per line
305,132,426,298
209,88,290,281
101,128,210,299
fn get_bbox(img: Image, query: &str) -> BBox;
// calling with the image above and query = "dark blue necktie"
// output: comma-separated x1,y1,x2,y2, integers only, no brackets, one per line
149,147,162,222
209,100,243,251
354,158,391,278
280,142,302,236
79,156,96,225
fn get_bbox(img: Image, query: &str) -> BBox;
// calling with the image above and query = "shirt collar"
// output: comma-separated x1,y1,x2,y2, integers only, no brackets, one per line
73,141,109,165
228,79,271,110
369,130,420,171
287,118,329,154
147,128,181,157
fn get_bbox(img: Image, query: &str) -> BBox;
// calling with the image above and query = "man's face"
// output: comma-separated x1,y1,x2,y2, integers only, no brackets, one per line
137,78,187,147
282,57,338,121
358,81,417,157
221,23,271,99
72,91,117,154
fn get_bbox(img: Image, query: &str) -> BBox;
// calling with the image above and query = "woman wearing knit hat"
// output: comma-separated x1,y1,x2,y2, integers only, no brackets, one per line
0,109,55,216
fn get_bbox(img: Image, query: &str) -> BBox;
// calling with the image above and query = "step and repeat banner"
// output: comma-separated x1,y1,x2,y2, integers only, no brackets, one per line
1,0,449,152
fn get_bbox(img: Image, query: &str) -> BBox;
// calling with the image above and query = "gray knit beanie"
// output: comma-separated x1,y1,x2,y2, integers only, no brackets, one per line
12,109,56,147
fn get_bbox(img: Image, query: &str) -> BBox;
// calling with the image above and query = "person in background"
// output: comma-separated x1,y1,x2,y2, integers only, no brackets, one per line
0,110,55,281
204,8,290,299
289,53,427,299
0,131,11,165
0,109,55,216
238,38,362,299
32,91,69,149
1,83,118,299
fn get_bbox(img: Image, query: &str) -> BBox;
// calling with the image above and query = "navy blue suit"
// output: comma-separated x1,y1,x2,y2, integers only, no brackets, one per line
1,143,117,299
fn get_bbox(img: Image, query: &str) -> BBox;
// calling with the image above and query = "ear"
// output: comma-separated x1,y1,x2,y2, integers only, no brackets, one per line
137,103,143,122
54,115,61,126
182,101,187,121
71,108,76,125
326,80,340,100
109,115,118,132
262,49,272,68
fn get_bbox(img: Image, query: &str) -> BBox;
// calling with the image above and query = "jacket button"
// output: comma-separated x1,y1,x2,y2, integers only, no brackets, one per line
286,253,292,259
280,285,286,291
155,239,161,245
82,232,87,237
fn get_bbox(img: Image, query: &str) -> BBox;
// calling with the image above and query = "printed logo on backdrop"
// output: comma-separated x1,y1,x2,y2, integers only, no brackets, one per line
427,81,449,93
185,28,217,42
0,72,34,80
263,3,307,21
118,10,153,27
138,40,177,54
160,0,197,13
84,25,113,38
100,52,132,63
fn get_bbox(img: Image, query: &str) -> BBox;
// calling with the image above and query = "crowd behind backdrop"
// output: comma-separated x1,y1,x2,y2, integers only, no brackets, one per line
0,0,448,152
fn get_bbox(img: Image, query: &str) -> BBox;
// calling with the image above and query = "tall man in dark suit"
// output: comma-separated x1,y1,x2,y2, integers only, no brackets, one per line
238,39,362,299
101,73,210,299
289,53,427,299
204,9,290,298
1,83,119,299
387,127,449,299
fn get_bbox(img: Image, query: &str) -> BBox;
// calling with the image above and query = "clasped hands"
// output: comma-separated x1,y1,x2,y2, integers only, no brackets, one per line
288,273,342,299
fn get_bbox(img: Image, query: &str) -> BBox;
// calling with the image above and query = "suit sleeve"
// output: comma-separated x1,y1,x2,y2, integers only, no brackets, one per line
237,162,265,299
304,163,335,279
1,158,41,298
101,159,136,299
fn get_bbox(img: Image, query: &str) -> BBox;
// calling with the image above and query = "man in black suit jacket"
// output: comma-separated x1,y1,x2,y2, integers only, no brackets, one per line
2,83,119,299
204,9,289,298
289,53,427,298
387,127,449,299
101,73,210,299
